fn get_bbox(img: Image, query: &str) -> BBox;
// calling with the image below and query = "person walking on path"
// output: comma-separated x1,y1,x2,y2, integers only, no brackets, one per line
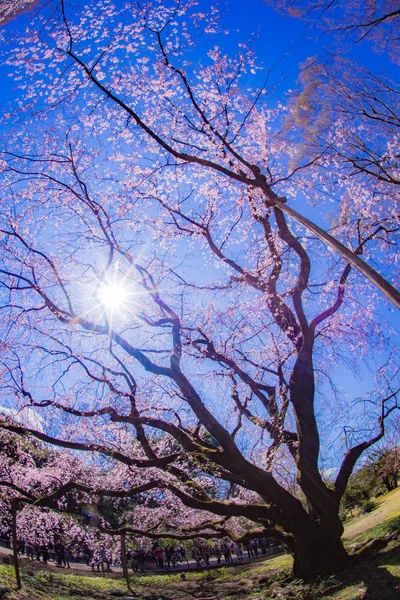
63,544,71,568
25,541,34,561
55,540,65,567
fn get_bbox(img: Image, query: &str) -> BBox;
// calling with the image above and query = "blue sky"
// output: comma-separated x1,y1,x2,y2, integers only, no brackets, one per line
210,0,399,86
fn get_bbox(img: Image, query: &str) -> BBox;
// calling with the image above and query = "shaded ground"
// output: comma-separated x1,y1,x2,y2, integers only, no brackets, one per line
0,489,399,600
1,541,400,600
1,553,292,599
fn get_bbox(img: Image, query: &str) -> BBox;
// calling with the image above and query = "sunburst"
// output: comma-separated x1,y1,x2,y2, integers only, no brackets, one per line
97,280,129,311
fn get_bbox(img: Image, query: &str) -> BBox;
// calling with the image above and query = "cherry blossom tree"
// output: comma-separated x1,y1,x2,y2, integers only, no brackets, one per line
267,0,400,281
0,0,399,581
1,422,254,590
0,425,177,588
0,0,39,26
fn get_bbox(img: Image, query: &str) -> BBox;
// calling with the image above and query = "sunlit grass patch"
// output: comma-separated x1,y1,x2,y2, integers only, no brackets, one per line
344,488,400,541
347,515,400,545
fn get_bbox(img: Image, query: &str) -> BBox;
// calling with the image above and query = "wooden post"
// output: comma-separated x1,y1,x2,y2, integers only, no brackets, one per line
185,542,190,571
12,499,22,590
120,532,130,590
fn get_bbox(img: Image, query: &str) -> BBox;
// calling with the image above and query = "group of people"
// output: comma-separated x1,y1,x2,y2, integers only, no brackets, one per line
15,538,71,567
123,537,281,573
213,540,243,564
126,543,186,572
90,549,112,572
192,540,241,566
7,535,283,574
8,535,112,572
192,538,281,567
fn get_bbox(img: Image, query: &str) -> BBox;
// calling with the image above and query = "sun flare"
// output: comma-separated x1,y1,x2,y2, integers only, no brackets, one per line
97,281,129,311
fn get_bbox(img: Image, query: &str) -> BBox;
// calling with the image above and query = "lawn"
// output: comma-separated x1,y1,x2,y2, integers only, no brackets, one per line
343,487,400,543
0,490,399,600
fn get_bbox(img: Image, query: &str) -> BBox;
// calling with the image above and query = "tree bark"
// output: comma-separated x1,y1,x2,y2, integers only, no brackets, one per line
291,528,349,580
12,499,22,590
120,533,131,591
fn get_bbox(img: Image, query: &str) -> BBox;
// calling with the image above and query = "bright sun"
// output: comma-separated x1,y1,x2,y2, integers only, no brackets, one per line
97,281,129,311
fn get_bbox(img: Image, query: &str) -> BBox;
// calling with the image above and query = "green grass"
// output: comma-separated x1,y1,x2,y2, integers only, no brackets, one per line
0,553,293,600
346,515,400,545
0,542,398,600
343,487,400,541
0,489,399,599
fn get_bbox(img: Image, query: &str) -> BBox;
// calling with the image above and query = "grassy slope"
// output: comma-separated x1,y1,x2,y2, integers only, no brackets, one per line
0,489,399,600
343,487,400,543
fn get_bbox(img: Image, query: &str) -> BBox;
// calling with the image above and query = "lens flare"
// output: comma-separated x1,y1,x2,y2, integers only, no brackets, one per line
97,281,128,310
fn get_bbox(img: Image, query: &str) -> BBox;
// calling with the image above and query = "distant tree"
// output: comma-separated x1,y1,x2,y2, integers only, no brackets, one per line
0,422,158,567
368,446,400,493
340,464,375,516
340,444,400,517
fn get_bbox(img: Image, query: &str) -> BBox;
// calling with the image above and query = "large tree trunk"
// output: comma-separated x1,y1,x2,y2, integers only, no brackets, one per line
291,529,349,581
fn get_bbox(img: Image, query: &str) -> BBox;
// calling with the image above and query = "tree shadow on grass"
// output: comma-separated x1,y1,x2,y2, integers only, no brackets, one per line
320,544,400,600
